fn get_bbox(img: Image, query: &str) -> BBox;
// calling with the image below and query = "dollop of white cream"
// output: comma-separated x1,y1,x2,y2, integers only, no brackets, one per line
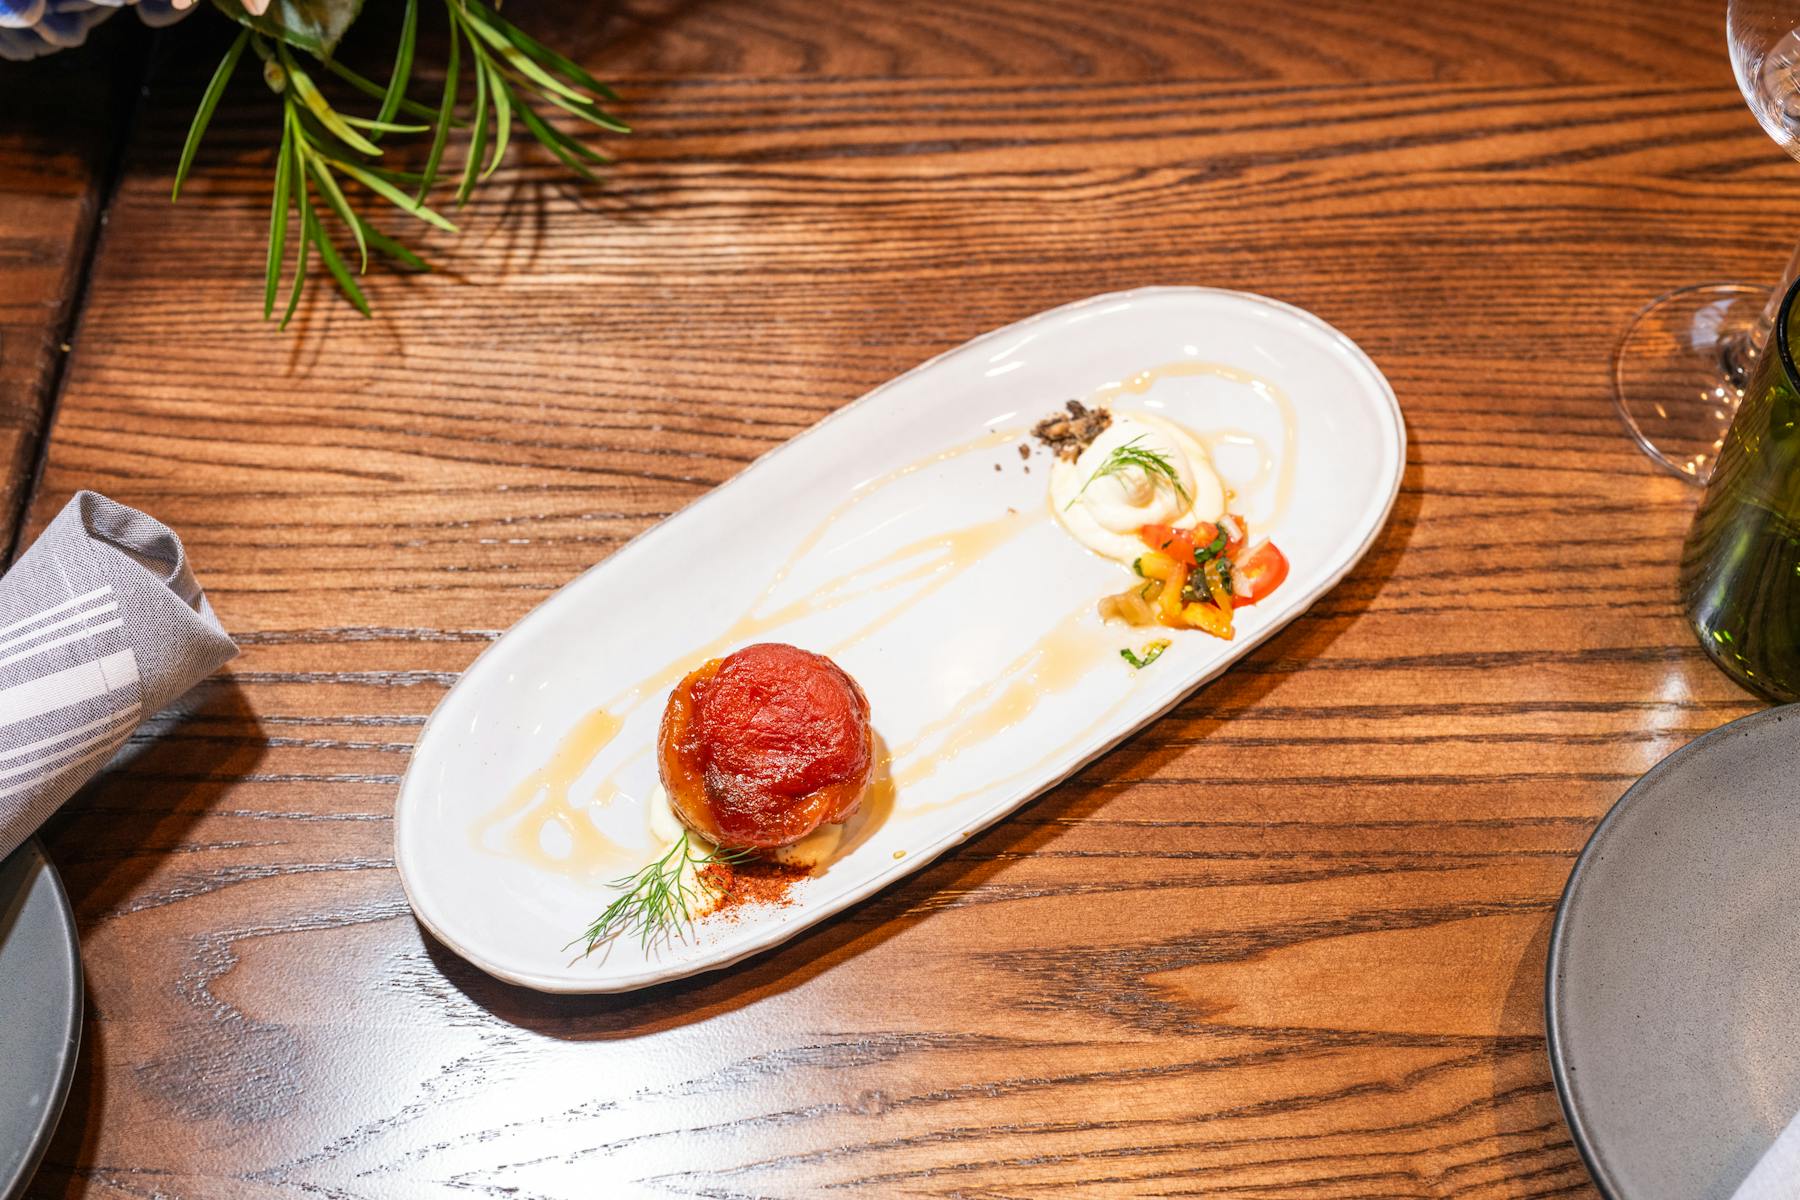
642,783,721,918
1049,411,1224,562
1071,420,1197,534
646,781,689,845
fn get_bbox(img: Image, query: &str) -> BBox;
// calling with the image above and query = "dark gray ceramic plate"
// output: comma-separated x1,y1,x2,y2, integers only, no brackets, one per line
1548,704,1800,1199
0,839,81,1200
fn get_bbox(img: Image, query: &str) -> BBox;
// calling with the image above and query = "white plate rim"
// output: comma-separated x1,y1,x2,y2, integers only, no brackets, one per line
394,285,1407,993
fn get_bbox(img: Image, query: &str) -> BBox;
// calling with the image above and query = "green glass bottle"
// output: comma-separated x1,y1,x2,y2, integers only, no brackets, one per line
1681,275,1800,701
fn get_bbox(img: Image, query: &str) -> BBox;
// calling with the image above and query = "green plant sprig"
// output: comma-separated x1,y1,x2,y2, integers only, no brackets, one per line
566,832,751,960
1068,435,1191,510
444,0,630,198
256,34,454,326
174,0,628,325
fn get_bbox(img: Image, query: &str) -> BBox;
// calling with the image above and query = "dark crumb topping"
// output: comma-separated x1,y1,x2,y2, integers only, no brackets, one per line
1032,400,1112,461
1017,443,1031,460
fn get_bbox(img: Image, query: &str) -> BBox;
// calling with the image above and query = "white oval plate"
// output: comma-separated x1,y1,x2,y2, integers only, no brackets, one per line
396,287,1405,993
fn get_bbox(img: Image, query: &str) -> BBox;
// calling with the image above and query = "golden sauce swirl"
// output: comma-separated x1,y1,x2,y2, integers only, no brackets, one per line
1093,359,1298,530
475,357,1297,878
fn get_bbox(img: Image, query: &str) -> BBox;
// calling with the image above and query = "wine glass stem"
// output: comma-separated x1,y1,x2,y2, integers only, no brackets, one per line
1730,239,1800,385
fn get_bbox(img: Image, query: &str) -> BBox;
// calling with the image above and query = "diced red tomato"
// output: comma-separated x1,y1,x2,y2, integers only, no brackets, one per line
1232,542,1289,607
1138,523,1178,548
1138,523,1196,564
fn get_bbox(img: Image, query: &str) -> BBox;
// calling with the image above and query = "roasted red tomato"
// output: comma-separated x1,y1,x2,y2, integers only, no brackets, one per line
658,643,873,849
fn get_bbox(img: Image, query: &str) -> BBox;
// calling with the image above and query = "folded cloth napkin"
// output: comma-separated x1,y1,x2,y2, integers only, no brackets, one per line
1734,1109,1800,1199
0,491,236,862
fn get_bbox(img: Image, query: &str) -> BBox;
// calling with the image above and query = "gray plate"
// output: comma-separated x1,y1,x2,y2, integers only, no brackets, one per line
0,839,81,1200
1548,704,1800,1199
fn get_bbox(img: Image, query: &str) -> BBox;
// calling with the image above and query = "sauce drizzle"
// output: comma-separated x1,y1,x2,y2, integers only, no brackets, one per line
1094,359,1298,529
475,357,1298,880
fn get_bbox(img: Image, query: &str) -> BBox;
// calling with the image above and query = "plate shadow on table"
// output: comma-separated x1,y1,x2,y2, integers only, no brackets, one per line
416,452,1424,1038
35,679,267,925
1502,906,1586,1186
23,680,265,1200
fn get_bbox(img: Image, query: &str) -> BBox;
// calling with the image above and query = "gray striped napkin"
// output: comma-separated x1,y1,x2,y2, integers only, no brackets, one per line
0,491,236,862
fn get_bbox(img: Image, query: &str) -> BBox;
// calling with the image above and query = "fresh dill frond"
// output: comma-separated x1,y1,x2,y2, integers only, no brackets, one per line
565,832,751,960
1067,435,1190,510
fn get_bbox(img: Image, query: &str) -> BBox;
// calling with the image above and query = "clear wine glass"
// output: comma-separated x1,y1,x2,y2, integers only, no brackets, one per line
1614,1,1800,484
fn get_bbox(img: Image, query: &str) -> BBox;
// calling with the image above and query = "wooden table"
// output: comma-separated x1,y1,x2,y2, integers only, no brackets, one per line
7,0,1780,1195
0,27,138,558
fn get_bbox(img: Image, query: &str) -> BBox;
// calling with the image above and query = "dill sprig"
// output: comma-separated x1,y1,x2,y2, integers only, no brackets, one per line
565,832,751,960
1068,435,1191,509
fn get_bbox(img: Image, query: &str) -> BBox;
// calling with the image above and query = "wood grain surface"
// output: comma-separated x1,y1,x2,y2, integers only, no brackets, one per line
14,0,1785,1195
0,25,140,554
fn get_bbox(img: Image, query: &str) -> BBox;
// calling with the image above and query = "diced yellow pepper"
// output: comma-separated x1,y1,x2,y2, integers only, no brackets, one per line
1158,565,1189,625
1134,551,1178,581
1182,601,1234,640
